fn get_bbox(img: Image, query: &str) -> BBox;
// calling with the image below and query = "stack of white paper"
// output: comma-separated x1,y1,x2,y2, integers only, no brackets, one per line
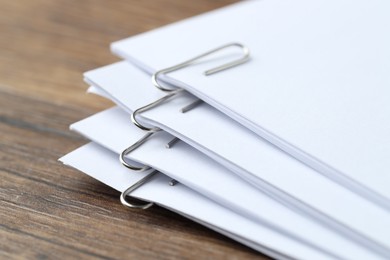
60,1,390,259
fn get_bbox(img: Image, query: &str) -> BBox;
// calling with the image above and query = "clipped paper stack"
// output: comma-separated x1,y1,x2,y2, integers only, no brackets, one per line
60,0,390,259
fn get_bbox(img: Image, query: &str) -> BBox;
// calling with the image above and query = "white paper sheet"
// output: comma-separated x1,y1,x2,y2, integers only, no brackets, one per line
111,0,390,209
70,107,386,259
84,61,390,255
60,142,332,260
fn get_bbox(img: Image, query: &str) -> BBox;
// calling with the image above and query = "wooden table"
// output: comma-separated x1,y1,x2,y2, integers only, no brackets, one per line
0,1,267,258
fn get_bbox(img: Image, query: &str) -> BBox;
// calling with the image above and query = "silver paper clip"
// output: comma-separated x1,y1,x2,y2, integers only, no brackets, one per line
120,131,182,171
120,170,158,209
120,170,179,209
151,42,250,111
152,42,250,92
131,89,184,132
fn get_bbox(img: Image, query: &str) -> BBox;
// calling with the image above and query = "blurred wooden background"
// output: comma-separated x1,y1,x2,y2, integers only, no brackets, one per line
0,0,268,258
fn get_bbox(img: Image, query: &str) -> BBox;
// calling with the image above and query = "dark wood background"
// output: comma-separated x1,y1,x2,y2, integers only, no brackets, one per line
0,0,268,258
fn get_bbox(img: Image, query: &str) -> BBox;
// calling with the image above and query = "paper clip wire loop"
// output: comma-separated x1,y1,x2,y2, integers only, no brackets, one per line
152,42,250,92
120,170,158,209
131,89,184,132
120,132,157,171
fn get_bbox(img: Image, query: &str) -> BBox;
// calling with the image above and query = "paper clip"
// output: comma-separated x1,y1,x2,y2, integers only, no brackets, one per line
152,42,250,92
131,89,184,132
151,42,250,112
120,132,183,171
120,170,158,209
120,132,155,171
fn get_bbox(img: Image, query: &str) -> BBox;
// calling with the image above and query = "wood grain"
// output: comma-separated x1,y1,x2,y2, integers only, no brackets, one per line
0,0,269,259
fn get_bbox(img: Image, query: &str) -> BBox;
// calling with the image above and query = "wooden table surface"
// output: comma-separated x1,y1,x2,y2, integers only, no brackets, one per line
0,1,268,258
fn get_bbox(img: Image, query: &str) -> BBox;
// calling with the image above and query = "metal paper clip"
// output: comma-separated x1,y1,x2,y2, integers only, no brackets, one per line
152,42,250,92
120,132,156,171
120,170,158,209
131,89,184,132
120,170,179,210
120,131,182,173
